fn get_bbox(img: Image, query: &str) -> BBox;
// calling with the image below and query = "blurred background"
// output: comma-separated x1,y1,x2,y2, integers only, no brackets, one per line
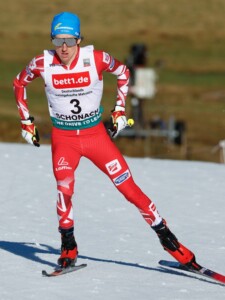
1,0,225,163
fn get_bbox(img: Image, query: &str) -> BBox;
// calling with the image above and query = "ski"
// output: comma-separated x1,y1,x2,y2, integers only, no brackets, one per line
159,260,225,285
42,263,87,277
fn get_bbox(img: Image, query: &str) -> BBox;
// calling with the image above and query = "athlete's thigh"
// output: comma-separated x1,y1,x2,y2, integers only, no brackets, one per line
85,128,130,179
51,131,81,182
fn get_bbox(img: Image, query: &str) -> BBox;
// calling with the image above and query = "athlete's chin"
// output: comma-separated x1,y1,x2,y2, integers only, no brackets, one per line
60,56,70,65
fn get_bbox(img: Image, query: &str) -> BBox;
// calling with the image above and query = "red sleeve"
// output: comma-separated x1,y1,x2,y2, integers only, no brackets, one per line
13,55,44,120
93,50,130,108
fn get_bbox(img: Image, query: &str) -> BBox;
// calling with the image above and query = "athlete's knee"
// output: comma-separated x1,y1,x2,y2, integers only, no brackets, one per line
56,175,75,197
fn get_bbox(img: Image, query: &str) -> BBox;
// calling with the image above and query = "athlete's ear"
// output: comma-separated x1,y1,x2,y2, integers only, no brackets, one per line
77,38,82,45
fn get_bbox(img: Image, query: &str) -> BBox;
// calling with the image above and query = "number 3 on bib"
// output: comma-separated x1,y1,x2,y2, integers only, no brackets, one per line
70,99,82,114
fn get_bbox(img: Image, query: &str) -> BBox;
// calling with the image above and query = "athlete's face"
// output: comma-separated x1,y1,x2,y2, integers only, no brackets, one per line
53,34,81,66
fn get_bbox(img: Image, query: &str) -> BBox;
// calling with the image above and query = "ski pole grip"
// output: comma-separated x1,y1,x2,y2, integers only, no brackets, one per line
127,118,134,127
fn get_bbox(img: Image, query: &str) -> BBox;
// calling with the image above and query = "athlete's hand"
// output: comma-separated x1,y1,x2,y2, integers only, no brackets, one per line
21,116,40,147
108,106,127,138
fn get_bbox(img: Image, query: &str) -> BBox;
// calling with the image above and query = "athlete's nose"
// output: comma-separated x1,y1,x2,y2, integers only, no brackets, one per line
62,43,68,51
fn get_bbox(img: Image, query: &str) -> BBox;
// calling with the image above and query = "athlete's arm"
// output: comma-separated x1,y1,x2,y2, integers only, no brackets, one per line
94,50,130,137
93,50,130,108
13,55,44,119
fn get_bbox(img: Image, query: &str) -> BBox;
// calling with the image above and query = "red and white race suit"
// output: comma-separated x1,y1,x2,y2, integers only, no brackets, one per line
13,45,162,229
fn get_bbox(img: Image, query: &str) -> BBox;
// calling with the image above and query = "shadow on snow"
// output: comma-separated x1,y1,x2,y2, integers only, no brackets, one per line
0,241,222,286
0,240,59,268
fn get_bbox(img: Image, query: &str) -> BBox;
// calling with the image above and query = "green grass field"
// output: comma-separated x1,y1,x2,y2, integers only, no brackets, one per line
1,0,225,162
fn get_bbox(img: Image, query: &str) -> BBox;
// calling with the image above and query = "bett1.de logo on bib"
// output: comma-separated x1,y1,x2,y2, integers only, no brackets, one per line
52,72,91,89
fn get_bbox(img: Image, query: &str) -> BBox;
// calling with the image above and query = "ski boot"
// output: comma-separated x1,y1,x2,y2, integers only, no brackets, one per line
58,227,78,268
152,219,196,267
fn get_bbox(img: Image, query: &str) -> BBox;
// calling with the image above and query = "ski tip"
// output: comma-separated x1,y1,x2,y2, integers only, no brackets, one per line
42,270,50,277
158,260,174,265
158,260,183,269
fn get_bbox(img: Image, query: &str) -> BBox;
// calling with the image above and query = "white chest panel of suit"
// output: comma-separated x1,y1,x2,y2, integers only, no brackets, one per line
43,45,103,130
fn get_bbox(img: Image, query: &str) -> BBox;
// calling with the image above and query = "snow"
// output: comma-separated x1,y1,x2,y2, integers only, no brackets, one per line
0,142,225,299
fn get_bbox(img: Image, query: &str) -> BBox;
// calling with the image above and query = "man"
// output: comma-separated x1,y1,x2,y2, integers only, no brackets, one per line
13,12,196,269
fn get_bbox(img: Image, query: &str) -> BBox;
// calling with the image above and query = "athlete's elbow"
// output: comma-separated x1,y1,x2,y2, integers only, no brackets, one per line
13,77,23,89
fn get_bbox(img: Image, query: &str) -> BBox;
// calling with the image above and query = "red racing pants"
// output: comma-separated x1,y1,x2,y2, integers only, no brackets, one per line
51,122,162,230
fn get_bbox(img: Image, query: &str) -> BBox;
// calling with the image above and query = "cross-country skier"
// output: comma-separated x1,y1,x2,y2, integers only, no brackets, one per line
13,12,197,269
